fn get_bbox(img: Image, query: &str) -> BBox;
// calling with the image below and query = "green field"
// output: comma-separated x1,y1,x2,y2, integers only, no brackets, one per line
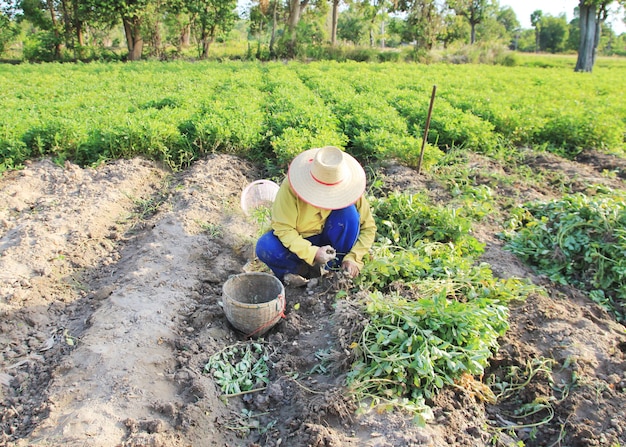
1,60,625,173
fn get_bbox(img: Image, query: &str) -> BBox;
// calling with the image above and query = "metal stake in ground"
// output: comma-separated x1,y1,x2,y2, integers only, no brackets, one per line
417,85,437,175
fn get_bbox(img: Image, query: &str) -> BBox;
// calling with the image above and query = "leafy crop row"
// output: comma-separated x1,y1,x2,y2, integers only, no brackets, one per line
181,65,267,161
347,190,537,419
2,61,624,173
262,65,346,167
502,190,626,321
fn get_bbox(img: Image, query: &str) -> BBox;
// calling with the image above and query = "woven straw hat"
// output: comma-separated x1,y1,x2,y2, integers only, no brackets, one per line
288,146,366,210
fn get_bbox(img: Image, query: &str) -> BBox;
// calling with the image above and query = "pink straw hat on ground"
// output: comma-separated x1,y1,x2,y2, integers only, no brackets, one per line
287,146,366,210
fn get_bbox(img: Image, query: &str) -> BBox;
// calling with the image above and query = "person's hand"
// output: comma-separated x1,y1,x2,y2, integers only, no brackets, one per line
314,245,336,264
342,260,360,278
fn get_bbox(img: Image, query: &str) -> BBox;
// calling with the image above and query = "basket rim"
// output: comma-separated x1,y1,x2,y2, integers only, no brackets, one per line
222,272,285,309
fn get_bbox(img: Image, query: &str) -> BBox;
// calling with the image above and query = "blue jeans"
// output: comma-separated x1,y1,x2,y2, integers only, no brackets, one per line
255,205,360,281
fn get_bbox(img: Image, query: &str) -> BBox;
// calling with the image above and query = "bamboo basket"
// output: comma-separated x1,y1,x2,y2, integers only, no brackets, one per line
222,272,285,337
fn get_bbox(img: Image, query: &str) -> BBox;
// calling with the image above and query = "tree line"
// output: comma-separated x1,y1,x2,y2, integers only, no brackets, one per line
0,0,625,71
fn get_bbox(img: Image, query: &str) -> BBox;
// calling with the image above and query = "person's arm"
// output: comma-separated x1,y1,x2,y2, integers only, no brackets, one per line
343,196,376,271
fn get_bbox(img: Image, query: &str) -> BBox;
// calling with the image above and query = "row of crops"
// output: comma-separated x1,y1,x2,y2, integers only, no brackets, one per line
1,60,625,173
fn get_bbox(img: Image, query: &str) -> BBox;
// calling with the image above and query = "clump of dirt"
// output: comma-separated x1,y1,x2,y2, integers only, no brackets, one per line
1,151,625,447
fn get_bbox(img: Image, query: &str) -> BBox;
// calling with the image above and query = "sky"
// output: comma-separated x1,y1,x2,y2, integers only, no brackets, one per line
499,0,626,34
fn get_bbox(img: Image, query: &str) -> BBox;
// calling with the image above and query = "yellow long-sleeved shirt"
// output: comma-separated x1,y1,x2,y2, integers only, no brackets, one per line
271,179,376,268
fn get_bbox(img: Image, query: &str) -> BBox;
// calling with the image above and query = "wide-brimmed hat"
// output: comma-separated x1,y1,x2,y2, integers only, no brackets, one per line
288,146,366,210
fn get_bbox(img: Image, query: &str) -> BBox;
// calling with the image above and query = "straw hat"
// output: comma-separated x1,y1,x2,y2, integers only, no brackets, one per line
288,146,366,210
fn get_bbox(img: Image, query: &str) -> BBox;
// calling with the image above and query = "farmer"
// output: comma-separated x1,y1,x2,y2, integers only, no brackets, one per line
255,146,376,286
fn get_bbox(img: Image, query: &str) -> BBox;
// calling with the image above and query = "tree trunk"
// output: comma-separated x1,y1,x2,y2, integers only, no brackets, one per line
72,0,84,47
201,26,216,59
592,4,608,66
59,0,72,48
76,23,83,46
152,17,162,58
269,0,278,57
201,37,209,59
46,0,62,58
330,0,339,46
181,24,191,48
287,0,309,39
123,17,144,61
535,28,540,52
287,0,302,41
575,2,596,72
470,22,476,44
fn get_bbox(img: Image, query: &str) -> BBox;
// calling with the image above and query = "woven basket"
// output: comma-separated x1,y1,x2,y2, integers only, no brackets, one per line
222,272,285,337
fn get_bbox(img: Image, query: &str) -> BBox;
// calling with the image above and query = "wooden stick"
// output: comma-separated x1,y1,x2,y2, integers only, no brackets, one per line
417,85,437,175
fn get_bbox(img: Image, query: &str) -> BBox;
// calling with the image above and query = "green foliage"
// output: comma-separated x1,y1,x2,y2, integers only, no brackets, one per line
0,13,19,55
347,290,510,404
263,65,347,167
370,192,476,247
502,192,626,321
538,15,569,53
297,64,443,167
346,188,540,419
188,0,239,58
537,107,624,157
204,342,270,395
181,65,268,161
391,89,499,153
1,60,625,174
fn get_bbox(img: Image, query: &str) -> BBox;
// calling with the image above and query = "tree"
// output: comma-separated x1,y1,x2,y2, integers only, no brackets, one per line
495,5,520,49
530,9,542,52
496,5,519,33
188,0,238,58
362,0,388,47
516,27,536,51
330,0,339,45
440,10,467,47
82,0,151,60
475,3,514,44
396,0,444,51
575,0,626,72
567,15,580,50
247,0,282,57
539,14,568,52
447,0,489,44
285,0,309,52
0,10,20,55
337,5,367,44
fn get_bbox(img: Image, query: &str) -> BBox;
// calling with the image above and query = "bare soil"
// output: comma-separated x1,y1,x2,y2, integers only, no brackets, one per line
1,151,625,447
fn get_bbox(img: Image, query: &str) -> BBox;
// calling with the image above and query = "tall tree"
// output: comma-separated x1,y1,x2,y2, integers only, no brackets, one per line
396,0,444,51
539,14,568,53
575,0,625,71
447,0,489,44
495,4,520,49
330,0,339,45
530,9,542,52
0,9,20,55
337,4,367,44
285,0,309,49
361,0,387,47
188,0,238,58
82,0,150,60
